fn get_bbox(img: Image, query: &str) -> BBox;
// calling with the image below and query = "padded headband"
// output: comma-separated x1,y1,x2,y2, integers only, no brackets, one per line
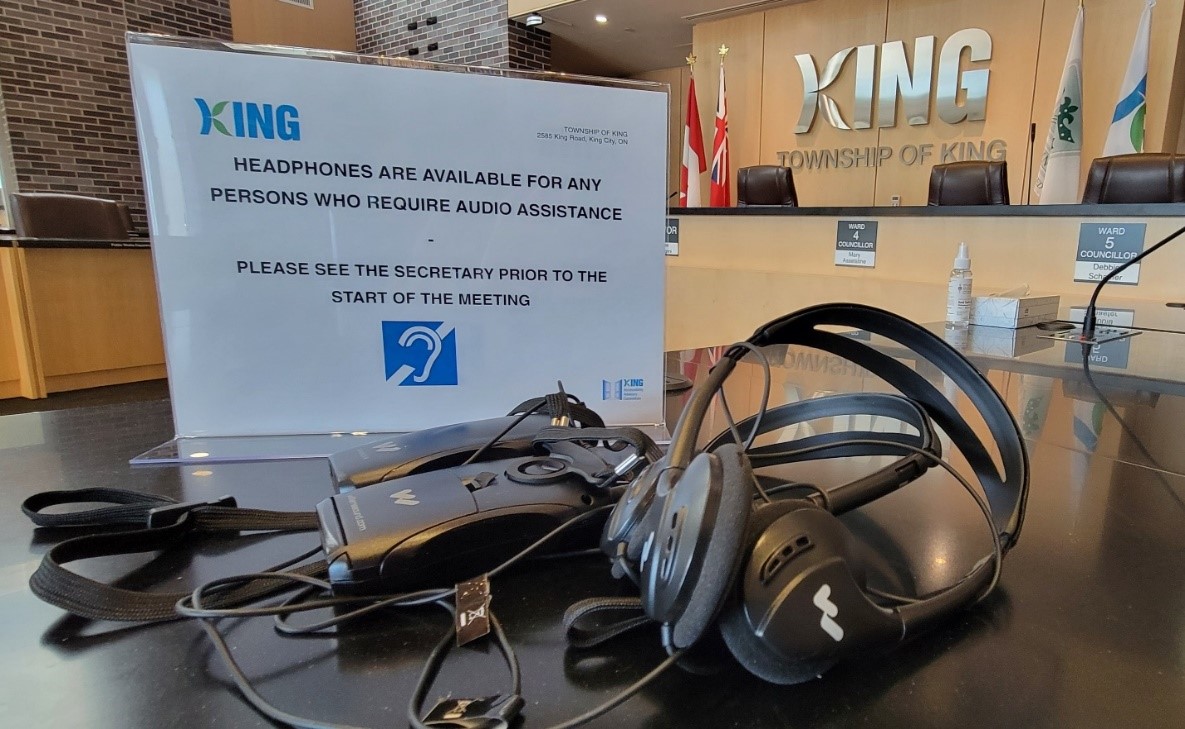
668,303,1028,548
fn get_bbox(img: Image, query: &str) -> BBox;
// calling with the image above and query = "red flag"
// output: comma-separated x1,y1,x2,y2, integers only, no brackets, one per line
680,73,707,207
710,61,730,207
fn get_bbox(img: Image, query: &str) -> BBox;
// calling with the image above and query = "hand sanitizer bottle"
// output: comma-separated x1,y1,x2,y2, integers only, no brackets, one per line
946,242,972,328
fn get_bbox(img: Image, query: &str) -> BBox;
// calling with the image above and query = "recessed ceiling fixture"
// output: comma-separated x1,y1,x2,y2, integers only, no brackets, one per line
595,14,608,24
525,13,544,26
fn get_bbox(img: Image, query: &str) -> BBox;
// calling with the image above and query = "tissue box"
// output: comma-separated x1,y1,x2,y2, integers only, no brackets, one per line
970,294,1060,329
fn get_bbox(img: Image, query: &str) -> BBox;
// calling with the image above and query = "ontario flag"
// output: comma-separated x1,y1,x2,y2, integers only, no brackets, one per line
680,73,707,207
710,61,730,207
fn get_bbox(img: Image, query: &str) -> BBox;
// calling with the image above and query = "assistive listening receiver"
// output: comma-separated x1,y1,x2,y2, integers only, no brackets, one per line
319,439,636,594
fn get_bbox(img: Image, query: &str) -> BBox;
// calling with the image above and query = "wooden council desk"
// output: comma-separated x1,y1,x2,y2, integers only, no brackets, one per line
666,203,1185,351
0,236,164,399
3,203,1184,400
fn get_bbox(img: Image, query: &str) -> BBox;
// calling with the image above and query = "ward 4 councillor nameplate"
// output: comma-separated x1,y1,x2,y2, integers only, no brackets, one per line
835,220,877,268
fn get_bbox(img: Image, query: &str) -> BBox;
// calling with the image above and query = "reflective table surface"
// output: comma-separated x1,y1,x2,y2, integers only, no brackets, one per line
3,336,1185,728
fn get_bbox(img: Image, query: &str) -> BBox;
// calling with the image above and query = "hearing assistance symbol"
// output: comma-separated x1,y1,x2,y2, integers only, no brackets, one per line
389,489,420,506
813,584,845,642
382,321,458,386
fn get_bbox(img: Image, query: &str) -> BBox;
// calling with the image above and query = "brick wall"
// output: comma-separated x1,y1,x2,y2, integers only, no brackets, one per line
0,1,231,225
355,0,508,67
508,19,550,71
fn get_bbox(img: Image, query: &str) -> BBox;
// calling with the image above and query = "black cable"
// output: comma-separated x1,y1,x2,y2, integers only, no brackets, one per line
407,647,685,729
1082,222,1185,339
462,400,546,466
761,479,832,511
726,341,773,452
180,504,621,729
487,505,614,579
265,546,324,573
406,607,522,728
516,652,683,729
193,616,371,729
714,341,774,503
866,586,921,605
528,547,606,562
1079,346,1185,514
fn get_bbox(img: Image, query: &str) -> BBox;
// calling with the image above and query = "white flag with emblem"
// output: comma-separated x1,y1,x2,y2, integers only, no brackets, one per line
1103,0,1154,156
1035,5,1084,204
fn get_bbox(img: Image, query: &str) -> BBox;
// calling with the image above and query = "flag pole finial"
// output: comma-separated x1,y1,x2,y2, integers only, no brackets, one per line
686,54,696,67
718,44,729,59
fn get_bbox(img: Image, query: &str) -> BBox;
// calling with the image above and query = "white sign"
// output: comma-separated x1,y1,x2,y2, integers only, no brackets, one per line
128,38,667,436
835,220,877,267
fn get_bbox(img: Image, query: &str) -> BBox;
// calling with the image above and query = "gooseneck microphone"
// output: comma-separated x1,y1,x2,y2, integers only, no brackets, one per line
1023,122,1037,205
1081,222,1185,340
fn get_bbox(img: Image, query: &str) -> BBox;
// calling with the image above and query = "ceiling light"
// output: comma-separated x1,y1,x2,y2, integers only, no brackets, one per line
525,13,544,26
595,14,608,24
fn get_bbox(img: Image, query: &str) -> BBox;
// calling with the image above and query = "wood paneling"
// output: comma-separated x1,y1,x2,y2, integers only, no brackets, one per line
760,0,888,206
692,0,1185,207
632,66,687,198
22,249,165,382
691,12,766,205
229,0,356,52
0,249,42,398
45,365,167,393
875,0,1045,205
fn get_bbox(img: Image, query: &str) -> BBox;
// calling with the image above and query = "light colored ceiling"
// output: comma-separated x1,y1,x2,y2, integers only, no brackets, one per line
514,0,811,77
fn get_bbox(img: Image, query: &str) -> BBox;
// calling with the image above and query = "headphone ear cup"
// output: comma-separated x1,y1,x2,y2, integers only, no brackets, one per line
601,462,662,569
719,593,838,684
721,506,906,684
641,443,753,650
718,502,843,684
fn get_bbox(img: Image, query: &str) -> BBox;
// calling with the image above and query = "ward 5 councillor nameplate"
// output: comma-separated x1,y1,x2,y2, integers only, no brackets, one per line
128,35,668,437
1074,222,1145,285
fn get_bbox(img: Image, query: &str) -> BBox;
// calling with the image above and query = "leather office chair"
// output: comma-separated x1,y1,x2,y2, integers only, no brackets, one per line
927,161,1010,206
737,165,798,206
1082,153,1185,204
9,192,129,239
116,202,137,236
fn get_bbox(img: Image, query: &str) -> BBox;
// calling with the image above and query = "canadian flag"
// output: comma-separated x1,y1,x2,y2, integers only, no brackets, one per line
679,73,707,207
710,61,730,207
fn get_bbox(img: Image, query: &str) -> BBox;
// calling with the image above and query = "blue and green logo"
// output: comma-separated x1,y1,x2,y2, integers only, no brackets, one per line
1111,76,1146,152
195,98,300,141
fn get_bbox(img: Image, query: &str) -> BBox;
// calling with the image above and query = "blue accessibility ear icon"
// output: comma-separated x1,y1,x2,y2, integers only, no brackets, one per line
382,321,458,386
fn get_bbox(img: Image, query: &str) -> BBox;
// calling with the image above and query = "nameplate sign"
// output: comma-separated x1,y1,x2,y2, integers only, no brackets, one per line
1074,223,1145,285
128,37,667,437
1064,307,1135,369
665,218,679,256
835,220,877,268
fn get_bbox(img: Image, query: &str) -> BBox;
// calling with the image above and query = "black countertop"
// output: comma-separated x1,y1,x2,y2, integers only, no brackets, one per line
0,234,150,249
3,347,1184,728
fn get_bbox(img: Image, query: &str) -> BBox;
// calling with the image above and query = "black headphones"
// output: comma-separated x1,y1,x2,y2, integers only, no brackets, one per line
599,303,1029,683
